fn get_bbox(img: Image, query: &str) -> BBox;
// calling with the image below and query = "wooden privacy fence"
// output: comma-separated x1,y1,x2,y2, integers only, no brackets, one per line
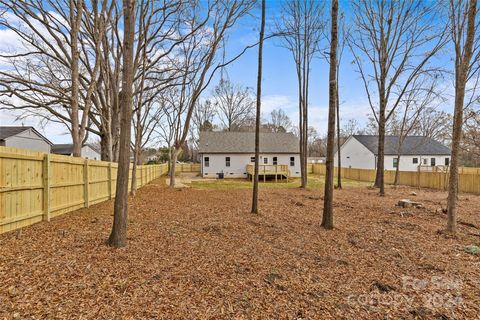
311,164,480,194
0,146,170,234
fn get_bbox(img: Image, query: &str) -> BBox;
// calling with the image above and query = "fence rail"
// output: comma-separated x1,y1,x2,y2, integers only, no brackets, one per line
311,164,480,194
0,146,171,234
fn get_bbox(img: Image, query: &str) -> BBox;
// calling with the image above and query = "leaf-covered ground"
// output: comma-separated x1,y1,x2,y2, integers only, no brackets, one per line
1,177,479,319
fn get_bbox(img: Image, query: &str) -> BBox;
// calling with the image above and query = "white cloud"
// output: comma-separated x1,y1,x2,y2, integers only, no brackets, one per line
261,94,295,114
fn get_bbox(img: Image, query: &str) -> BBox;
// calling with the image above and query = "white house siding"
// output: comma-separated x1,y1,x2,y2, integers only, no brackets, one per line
334,136,376,170
201,153,301,178
384,155,451,171
2,128,51,153
334,137,451,172
82,145,101,160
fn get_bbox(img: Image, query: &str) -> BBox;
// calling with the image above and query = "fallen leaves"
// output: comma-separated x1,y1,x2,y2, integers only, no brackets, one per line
0,180,478,318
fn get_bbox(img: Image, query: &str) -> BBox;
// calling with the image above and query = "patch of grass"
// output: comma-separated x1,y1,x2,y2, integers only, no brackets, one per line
189,174,371,190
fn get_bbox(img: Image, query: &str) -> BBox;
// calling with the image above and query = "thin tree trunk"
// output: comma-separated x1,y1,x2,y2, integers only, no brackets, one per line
251,0,265,214
108,0,135,248
447,0,477,235
70,0,83,157
335,79,342,189
394,154,401,186
130,133,141,196
322,0,338,230
374,109,386,195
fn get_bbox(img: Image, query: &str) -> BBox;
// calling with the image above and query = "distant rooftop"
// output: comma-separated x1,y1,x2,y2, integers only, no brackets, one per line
52,143,100,155
352,135,451,156
199,131,299,154
0,126,53,145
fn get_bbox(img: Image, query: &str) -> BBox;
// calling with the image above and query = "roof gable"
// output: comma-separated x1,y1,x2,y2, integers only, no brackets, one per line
199,131,300,154
0,126,53,145
352,135,451,156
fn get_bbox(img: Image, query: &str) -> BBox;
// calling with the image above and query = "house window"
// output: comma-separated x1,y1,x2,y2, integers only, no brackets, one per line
290,156,295,166
412,157,418,164
445,157,450,166
393,158,398,168
204,157,209,167
225,156,230,167
250,156,255,163
273,156,278,165
263,157,268,164
431,158,436,166
423,158,427,165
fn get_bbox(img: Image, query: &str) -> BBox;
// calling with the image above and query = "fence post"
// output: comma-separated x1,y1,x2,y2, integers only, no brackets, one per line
108,162,113,199
43,153,51,222
84,159,90,208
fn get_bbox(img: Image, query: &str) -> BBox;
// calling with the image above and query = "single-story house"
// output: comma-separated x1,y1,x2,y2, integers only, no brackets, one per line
199,131,301,178
334,135,451,172
0,126,53,153
52,143,101,160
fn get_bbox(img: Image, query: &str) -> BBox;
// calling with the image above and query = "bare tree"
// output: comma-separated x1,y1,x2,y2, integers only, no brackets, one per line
389,75,444,185
214,78,255,131
446,0,479,235
278,0,324,188
321,0,338,230
190,99,217,155
108,0,135,248
349,0,447,195
269,108,292,132
130,89,161,196
462,110,480,166
252,0,265,214
70,0,83,156
0,0,103,155
167,0,255,187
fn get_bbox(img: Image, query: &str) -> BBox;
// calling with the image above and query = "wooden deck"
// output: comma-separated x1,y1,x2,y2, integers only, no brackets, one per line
246,164,289,182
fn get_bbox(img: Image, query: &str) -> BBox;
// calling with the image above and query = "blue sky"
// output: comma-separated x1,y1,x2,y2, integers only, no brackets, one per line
0,0,458,144
218,0,379,135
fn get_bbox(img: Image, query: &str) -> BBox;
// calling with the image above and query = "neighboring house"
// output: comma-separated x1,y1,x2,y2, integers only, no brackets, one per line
0,126,53,153
52,144,101,160
307,157,325,164
199,131,301,178
335,135,451,172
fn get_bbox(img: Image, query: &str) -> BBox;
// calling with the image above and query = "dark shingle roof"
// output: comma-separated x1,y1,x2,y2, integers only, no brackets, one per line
199,131,299,154
51,144,74,154
0,126,31,140
0,126,53,145
353,135,451,155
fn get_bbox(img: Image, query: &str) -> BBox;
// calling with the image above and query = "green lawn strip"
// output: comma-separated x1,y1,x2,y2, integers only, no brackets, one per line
189,174,370,190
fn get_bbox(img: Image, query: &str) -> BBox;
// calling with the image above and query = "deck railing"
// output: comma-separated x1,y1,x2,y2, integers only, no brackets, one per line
246,164,289,175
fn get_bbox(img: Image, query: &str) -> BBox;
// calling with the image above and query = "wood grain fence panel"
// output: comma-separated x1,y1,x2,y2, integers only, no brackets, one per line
311,164,480,194
0,146,168,234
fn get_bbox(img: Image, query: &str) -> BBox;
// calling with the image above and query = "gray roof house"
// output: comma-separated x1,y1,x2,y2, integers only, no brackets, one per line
0,126,53,153
335,135,451,172
352,135,451,155
52,143,101,160
199,131,301,178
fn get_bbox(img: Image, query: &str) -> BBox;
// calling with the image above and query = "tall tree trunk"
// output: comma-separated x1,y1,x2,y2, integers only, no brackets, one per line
447,0,477,235
169,147,181,188
251,0,265,214
100,130,111,161
108,0,135,248
374,105,386,195
335,79,342,189
130,114,142,196
322,0,338,230
394,154,401,186
70,0,83,157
